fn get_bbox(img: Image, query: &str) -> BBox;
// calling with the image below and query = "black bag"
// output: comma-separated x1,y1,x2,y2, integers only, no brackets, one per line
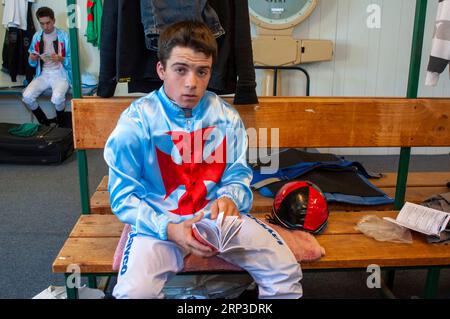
0,123,74,164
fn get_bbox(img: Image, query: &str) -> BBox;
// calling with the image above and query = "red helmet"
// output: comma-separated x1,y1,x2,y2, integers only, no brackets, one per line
271,181,329,234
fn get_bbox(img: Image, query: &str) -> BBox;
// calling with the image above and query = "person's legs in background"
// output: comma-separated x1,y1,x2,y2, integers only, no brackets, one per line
22,75,51,125
49,70,69,127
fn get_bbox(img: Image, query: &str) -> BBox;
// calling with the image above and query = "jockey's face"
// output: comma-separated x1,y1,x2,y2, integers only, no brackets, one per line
157,46,212,109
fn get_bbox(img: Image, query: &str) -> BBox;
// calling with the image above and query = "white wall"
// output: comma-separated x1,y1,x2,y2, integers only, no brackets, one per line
252,0,449,98
258,0,449,155
0,0,449,155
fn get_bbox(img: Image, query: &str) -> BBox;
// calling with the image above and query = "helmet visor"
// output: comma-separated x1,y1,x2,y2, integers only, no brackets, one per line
273,187,309,229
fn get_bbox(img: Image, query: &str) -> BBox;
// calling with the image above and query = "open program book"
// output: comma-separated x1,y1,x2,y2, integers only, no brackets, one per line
384,202,450,237
31,51,51,62
191,212,245,253
39,53,52,62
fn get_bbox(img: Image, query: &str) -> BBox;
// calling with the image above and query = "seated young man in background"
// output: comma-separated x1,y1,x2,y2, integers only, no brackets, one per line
22,6,71,127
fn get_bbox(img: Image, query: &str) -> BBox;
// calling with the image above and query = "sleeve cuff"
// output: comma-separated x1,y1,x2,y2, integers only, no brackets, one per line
28,59,37,68
218,193,240,211
134,204,171,241
158,218,170,241
425,72,439,87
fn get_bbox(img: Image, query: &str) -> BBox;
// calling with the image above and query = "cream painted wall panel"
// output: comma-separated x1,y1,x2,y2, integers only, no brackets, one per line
393,0,415,97
332,0,351,96
281,0,312,96
312,0,338,97
286,0,321,97
344,0,373,96
306,0,323,96
374,0,403,96
364,0,382,96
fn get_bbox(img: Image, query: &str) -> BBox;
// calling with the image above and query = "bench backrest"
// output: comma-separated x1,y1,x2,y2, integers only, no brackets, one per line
72,97,450,149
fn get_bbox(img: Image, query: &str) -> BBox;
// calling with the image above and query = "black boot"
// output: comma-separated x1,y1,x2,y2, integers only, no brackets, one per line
56,110,65,127
32,107,50,126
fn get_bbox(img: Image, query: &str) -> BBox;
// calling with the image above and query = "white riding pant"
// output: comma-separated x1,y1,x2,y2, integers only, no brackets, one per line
22,68,69,111
113,214,303,299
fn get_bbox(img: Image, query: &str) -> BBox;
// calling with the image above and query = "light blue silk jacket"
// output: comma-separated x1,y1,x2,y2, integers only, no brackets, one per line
104,87,253,240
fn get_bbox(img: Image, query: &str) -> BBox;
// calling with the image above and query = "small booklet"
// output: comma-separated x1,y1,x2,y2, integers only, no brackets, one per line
384,202,450,237
191,212,245,253
39,53,52,62
31,51,52,62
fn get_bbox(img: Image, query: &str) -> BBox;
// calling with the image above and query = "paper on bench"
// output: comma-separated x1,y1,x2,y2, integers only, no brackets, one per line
384,202,450,236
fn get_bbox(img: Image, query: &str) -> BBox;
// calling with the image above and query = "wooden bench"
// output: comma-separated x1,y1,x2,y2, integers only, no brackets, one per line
80,98,450,215
54,210,450,299
90,172,450,214
53,96,450,299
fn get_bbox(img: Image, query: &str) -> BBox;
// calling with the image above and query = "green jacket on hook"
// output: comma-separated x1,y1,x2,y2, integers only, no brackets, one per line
85,0,102,47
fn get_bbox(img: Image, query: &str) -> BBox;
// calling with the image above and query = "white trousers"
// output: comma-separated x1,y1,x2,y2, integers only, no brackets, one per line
22,68,69,111
113,214,303,299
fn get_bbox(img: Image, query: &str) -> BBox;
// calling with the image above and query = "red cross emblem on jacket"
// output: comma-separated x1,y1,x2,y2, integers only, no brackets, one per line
156,127,227,215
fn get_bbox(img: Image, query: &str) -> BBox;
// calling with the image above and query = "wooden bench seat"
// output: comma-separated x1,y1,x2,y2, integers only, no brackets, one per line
53,211,450,273
89,173,450,214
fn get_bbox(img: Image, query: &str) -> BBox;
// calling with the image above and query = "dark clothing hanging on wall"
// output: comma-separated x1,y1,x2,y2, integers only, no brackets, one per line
97,0,118,97
98,0,162,97
97,0,258,105
117,0,161,91
140,0,224,51
1,33,6,72
1,3,36,83
207,0,258,104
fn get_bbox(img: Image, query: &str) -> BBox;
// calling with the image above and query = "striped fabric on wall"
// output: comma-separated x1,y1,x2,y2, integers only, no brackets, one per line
426,0,450,86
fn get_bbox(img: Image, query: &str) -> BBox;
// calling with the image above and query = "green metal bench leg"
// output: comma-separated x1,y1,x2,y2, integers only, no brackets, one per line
384,270,396,292
65,273,79,299
77,150,91,214
88,275,98,289
380,277,396,299
424,267,441,299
